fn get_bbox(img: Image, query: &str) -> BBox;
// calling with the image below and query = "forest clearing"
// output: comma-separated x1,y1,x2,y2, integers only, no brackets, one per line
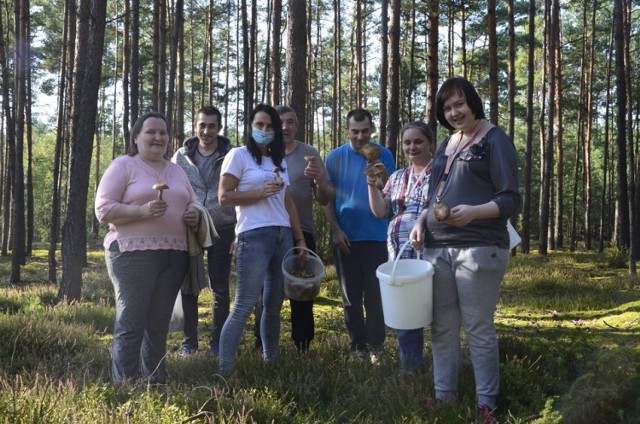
0,248,638,423
1,2,640,422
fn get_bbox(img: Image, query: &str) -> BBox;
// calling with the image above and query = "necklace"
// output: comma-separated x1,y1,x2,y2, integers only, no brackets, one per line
432,120,484,219
450,119,484,158
399,160,431,212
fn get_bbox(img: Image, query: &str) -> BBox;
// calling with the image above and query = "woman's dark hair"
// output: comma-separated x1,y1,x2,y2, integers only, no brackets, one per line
127,112,168,156
435,77,486,131
246,103,285,170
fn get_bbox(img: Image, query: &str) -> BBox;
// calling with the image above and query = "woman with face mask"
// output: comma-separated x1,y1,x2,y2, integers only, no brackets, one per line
217,104,306,375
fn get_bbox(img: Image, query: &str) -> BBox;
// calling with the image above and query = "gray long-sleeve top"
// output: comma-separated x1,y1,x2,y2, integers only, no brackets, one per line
424,126,520,249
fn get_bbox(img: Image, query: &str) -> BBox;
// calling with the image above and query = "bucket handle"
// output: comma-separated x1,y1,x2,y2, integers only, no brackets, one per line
389,240,419,286
284,246,323,265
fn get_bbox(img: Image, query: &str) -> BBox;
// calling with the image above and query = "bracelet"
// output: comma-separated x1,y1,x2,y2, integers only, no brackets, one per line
295,238,303,244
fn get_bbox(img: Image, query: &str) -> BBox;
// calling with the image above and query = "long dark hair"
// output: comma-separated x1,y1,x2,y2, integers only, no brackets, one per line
127,112,168,156
246,104,285,170
435,77,486,131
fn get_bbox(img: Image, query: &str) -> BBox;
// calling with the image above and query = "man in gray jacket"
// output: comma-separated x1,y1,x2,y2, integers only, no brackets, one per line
172,106,236,356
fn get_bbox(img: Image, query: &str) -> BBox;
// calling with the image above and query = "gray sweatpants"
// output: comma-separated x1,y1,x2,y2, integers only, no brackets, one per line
422,246,509,409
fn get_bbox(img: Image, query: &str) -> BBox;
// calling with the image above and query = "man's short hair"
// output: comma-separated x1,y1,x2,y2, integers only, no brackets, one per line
346,108,373,126
195,106,222,126
275,105,298,124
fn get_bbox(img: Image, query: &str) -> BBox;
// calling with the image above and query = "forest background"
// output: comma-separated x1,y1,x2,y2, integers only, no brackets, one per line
0,0,639,302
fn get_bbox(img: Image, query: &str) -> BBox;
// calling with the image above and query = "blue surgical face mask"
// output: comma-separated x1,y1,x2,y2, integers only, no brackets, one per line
252,127,275,145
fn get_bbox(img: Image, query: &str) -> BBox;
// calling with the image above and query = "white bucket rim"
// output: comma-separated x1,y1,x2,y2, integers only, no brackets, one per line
377,240,433,286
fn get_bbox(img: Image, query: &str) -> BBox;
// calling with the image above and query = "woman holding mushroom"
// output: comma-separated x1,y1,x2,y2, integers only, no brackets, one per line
409,77,520,420
217,104,306,375
367,121,434,374
95,112,198,385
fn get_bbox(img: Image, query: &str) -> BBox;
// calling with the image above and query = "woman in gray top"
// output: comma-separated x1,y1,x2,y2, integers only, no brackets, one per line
410,77,520,422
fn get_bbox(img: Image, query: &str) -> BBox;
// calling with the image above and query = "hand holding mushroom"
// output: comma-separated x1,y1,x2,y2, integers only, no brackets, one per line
143,183,169,218
303,155,324,181
359,144,388,189
364,162,388,190
434,202,451,221
273,167,284,188
153,183,169,200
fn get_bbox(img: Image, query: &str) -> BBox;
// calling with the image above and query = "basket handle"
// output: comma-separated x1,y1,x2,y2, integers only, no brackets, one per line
284,246,322,264
389,240,419,284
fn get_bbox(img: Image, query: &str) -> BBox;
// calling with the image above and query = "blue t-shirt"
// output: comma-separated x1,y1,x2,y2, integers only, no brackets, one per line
325,142,396,242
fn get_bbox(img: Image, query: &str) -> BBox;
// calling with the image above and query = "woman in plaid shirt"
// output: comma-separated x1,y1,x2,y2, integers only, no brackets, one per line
367,121,433,374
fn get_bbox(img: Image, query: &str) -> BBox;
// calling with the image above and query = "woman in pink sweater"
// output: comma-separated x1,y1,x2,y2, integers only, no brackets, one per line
95,112,197,385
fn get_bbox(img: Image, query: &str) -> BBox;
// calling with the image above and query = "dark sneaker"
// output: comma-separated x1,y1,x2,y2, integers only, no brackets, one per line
477,404,498,423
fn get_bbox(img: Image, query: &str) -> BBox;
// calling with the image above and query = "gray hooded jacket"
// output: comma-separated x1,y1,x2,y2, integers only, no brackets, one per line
171,135,236,230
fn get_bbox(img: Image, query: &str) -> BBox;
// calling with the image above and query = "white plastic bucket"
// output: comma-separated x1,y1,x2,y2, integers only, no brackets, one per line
282,247,325,301
376,240,434,329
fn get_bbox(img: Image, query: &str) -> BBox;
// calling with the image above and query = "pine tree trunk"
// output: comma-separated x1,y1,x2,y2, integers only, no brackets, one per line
59,0,107,302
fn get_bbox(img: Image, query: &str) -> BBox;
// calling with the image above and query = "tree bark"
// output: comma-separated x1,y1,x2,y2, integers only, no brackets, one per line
538,0,557,256
270,0,282,106
553,11,564,249
59,0,107,302
425,0,438,135
331,0,341,149
285,0,307,142
241,0,253,139
599,26,614,253
10,0,29,283
48,0,73,282
613,0,629,251
121,0,131,151
487,0,498,124
379,0,388,146
166,0,184,151
386,0,400,155
130,0,140,131
0,3,16,258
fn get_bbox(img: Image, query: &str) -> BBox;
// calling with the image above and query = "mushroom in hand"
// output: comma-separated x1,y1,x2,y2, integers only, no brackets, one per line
273,167,284,187
304,155,315,165
359,144,382,162
363,162,388,190
434,202,451,221
152,183,169,200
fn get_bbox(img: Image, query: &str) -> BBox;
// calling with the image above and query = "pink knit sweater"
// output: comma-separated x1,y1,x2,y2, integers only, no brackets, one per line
95,155,196,251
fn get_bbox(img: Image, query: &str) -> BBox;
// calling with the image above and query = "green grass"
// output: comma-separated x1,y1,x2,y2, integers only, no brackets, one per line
0,249,639,423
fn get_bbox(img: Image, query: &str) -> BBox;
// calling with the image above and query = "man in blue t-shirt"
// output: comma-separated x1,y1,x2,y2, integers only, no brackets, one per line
324,108,396,360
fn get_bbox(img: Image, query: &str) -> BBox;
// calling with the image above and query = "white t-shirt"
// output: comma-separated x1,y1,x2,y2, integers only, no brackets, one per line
221,146,291,234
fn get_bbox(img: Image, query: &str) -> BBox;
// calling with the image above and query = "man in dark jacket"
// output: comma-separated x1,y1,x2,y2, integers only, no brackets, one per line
172,106,236,356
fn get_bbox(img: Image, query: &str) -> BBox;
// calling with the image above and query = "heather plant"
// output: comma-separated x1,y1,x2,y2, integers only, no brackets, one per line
0,249,638,423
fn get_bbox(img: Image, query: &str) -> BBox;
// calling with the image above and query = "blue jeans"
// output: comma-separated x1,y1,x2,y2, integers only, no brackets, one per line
219,226,292,374
397,328,424,372
105,242,187,385
181,227,235,350
334,241,387,351
255,231,316,351
423,246,509,409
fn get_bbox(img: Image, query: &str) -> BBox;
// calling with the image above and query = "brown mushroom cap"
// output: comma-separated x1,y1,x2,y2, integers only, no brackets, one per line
304,155,315,163
272,167,281,174
359,144,382,162
152,183,169,190
364,162,386,176
434,203,451,221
